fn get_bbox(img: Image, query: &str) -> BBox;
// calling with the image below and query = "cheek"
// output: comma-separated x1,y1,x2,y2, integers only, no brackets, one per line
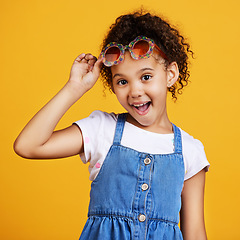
115,90,132,110
147,81,167,97
114,89,126,104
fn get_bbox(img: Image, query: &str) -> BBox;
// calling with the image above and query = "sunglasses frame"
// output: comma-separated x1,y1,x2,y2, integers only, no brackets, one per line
101,36,168,67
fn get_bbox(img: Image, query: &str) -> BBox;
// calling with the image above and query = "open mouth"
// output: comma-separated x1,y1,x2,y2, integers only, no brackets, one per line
132,102,151,114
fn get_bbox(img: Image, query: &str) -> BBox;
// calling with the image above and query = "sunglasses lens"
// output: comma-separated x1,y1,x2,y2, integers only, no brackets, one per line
105,46,121,63
132,40,150,56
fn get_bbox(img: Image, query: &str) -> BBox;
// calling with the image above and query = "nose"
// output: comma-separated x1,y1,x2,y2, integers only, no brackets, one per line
129,82,144,98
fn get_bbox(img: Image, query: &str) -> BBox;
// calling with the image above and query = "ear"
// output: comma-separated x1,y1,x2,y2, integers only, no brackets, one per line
166,62,179,88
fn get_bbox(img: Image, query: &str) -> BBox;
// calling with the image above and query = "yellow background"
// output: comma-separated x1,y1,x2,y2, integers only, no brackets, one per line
1,0,240,239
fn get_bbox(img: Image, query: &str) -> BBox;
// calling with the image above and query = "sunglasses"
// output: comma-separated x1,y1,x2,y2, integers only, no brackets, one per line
100,36,168,67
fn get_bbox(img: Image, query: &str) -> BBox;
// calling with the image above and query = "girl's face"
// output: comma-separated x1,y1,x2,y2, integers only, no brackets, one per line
111,51,179,133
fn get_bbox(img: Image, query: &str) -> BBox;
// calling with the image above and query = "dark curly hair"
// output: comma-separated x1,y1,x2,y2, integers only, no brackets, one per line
100,10,194,100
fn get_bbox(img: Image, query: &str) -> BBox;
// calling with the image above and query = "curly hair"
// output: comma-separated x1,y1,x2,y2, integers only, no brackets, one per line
100,10,194,100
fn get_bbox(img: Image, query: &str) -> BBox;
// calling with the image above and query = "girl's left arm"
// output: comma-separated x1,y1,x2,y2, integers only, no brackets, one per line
180,169,207,240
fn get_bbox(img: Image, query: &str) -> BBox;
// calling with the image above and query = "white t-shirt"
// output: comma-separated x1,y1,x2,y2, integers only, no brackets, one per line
74,110,210,181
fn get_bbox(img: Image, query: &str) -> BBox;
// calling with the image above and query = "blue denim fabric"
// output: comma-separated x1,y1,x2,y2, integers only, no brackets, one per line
79,113,185,240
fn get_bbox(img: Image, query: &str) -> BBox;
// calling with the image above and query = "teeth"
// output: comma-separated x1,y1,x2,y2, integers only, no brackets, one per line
133,103,147,107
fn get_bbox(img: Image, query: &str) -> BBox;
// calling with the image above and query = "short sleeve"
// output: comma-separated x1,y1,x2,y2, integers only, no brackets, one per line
182,130,210,181
73,111,116,181
74,110,103,164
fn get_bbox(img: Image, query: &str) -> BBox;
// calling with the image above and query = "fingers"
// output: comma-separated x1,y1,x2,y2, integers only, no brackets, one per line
74,53,98,71
70,53,103,90
74,53,86,62
92,56,103,73
74,53,94,64
95,55,103,67
86,54,98,71
85,53,97,61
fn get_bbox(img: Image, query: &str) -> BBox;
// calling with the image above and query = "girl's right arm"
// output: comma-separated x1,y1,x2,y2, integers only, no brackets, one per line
14,53,102,159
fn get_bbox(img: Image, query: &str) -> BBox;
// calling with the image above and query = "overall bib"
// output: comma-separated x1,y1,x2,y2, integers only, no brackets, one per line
79,113,185,240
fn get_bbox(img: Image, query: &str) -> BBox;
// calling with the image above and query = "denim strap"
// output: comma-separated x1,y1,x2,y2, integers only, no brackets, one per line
113,114,182,153
172,123,182,154
113,113,128,145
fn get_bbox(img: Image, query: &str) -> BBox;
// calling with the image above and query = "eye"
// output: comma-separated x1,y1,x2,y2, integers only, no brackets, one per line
141,74,152,81
117,79,128,86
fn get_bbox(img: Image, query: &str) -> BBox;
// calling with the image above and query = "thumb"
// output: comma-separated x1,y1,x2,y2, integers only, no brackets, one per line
92,56,103,76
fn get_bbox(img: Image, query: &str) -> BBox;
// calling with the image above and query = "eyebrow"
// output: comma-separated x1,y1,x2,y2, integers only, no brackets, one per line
137,67,154,74
112,73,124,79
112,68,154,79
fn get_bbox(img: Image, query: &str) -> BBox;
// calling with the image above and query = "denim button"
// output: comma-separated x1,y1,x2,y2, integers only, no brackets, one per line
141,183,149,191
144,157,151,165
138,214,146,222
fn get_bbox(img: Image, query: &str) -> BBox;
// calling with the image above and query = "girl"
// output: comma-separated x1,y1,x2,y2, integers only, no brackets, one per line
14,10,209,240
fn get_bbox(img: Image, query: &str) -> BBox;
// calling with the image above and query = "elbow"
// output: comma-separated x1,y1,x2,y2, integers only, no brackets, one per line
13,138,34,159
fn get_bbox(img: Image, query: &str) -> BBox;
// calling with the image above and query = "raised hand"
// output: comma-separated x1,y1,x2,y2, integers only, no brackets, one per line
68,53,103,92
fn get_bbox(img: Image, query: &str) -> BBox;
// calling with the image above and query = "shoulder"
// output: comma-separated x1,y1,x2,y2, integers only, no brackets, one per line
88,110,118,120
74,110,119,148
74,110,118,128
179,128,210,181
180,128,205,152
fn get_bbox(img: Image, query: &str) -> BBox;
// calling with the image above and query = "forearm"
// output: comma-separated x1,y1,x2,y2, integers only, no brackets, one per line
181,220,207,240
14,53,102,158
180,169,207,240
14,82,86,157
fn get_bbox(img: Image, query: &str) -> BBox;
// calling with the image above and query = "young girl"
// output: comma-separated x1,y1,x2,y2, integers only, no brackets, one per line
14,10,209,240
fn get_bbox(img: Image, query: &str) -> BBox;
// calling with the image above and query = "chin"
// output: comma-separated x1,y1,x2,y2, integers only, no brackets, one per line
138,120,154,127
131,115,155,128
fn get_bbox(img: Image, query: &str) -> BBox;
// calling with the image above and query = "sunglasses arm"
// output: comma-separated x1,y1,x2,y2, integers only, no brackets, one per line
154,44,169,61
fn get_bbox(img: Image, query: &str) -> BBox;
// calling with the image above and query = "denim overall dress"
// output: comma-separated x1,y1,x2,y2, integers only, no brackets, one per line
79,113,185,240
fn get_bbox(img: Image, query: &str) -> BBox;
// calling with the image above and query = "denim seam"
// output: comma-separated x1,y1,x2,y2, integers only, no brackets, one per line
148,218,178,225
88,213,134,220
88,214,178,225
